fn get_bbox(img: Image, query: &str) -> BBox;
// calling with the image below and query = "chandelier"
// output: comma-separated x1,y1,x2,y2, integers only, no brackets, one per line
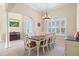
42,3,51,22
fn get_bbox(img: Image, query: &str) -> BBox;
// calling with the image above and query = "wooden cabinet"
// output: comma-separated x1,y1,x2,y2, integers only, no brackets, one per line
10,32,20,41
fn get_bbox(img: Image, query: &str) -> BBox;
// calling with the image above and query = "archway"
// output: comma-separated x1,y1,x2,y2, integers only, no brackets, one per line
23,16,35,36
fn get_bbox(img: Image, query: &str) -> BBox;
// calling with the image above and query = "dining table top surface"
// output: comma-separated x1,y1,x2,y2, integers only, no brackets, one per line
32,35,48,38
29,35,49,40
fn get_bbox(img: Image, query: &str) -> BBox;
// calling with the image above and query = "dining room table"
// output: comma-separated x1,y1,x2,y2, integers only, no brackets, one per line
30,34,49,56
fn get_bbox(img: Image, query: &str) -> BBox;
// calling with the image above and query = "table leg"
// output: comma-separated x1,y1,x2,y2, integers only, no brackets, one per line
37,46,39,56
37,41,40,56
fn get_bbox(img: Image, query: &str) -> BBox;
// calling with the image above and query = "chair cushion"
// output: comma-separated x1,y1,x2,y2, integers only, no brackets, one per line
40,40,46,46
27,41,36,48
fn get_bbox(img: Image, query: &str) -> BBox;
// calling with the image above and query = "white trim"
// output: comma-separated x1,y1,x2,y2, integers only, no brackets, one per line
23,16,35,35
5,4,10,48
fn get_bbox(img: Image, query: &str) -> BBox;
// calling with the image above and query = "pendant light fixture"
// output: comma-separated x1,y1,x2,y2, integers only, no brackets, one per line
42,3,51,22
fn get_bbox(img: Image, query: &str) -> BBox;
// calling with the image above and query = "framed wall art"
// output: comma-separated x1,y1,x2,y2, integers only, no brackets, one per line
9,19,19,27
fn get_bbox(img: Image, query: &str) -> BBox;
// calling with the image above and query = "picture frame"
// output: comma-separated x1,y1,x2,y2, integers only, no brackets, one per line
9,19,19,27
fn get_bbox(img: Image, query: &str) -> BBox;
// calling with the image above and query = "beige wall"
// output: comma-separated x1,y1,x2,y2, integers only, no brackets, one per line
41,4,77,46
0,3,77,42
77,4,79,31
7,3,44,40
8,12,24,39
8,3,43,34
8,12,23,32
48,4,76,36
8,3,77,36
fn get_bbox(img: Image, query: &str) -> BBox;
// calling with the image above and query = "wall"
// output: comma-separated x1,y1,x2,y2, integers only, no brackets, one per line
8,3,43,34
48,4,76,36
7,3,77,42
77,4,79,31
42,4,77,45
8,12,24,39
8,12,23,32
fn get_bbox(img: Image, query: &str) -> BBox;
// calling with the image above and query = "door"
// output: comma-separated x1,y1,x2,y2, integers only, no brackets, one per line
24,16,35,36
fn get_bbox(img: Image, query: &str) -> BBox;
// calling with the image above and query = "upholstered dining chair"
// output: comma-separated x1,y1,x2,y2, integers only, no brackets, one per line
48,32,56,48
39,37,49,55
24,36,37,56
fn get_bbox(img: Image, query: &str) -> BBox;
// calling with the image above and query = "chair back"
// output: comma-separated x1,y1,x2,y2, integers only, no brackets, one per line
39,38,49,46
24,35,37,48
48,32,56,44
52,32,56,42
24,35,29,47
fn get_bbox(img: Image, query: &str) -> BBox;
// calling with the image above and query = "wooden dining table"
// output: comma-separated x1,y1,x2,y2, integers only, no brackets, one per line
31,35,49,56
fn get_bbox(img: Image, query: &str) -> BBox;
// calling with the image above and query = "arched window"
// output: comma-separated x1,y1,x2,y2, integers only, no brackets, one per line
47,16,67,36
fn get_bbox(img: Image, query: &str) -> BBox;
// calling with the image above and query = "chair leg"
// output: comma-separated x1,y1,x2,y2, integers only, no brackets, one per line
28,49,31,56
50,44,52,48
37,47,39,56
43,47,45,55
47,46,49,52
24,48,27,55
46,46,49,55
53,43,55,48
52,44,54,48
24,47,26,51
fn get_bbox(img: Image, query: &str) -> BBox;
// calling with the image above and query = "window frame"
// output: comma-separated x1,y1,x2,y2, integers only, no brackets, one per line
47,16,67,36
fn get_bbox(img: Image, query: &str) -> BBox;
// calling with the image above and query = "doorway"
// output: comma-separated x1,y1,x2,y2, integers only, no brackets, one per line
23,16,35,36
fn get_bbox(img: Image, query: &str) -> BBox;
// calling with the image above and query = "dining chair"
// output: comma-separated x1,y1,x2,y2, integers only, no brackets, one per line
24,36,37,56
48,32,56,48
39,38,49,55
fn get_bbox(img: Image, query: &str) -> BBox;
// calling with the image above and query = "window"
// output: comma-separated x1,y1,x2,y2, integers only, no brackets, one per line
47,16,66,36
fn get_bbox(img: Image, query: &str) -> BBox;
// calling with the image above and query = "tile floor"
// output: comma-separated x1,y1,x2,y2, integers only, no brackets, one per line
0,40,65,56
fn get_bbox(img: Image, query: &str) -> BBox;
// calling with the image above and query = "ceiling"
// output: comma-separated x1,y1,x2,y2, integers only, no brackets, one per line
26,3,67,12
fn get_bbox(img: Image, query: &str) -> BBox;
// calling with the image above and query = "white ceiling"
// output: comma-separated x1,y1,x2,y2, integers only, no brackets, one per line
26,3,67,12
